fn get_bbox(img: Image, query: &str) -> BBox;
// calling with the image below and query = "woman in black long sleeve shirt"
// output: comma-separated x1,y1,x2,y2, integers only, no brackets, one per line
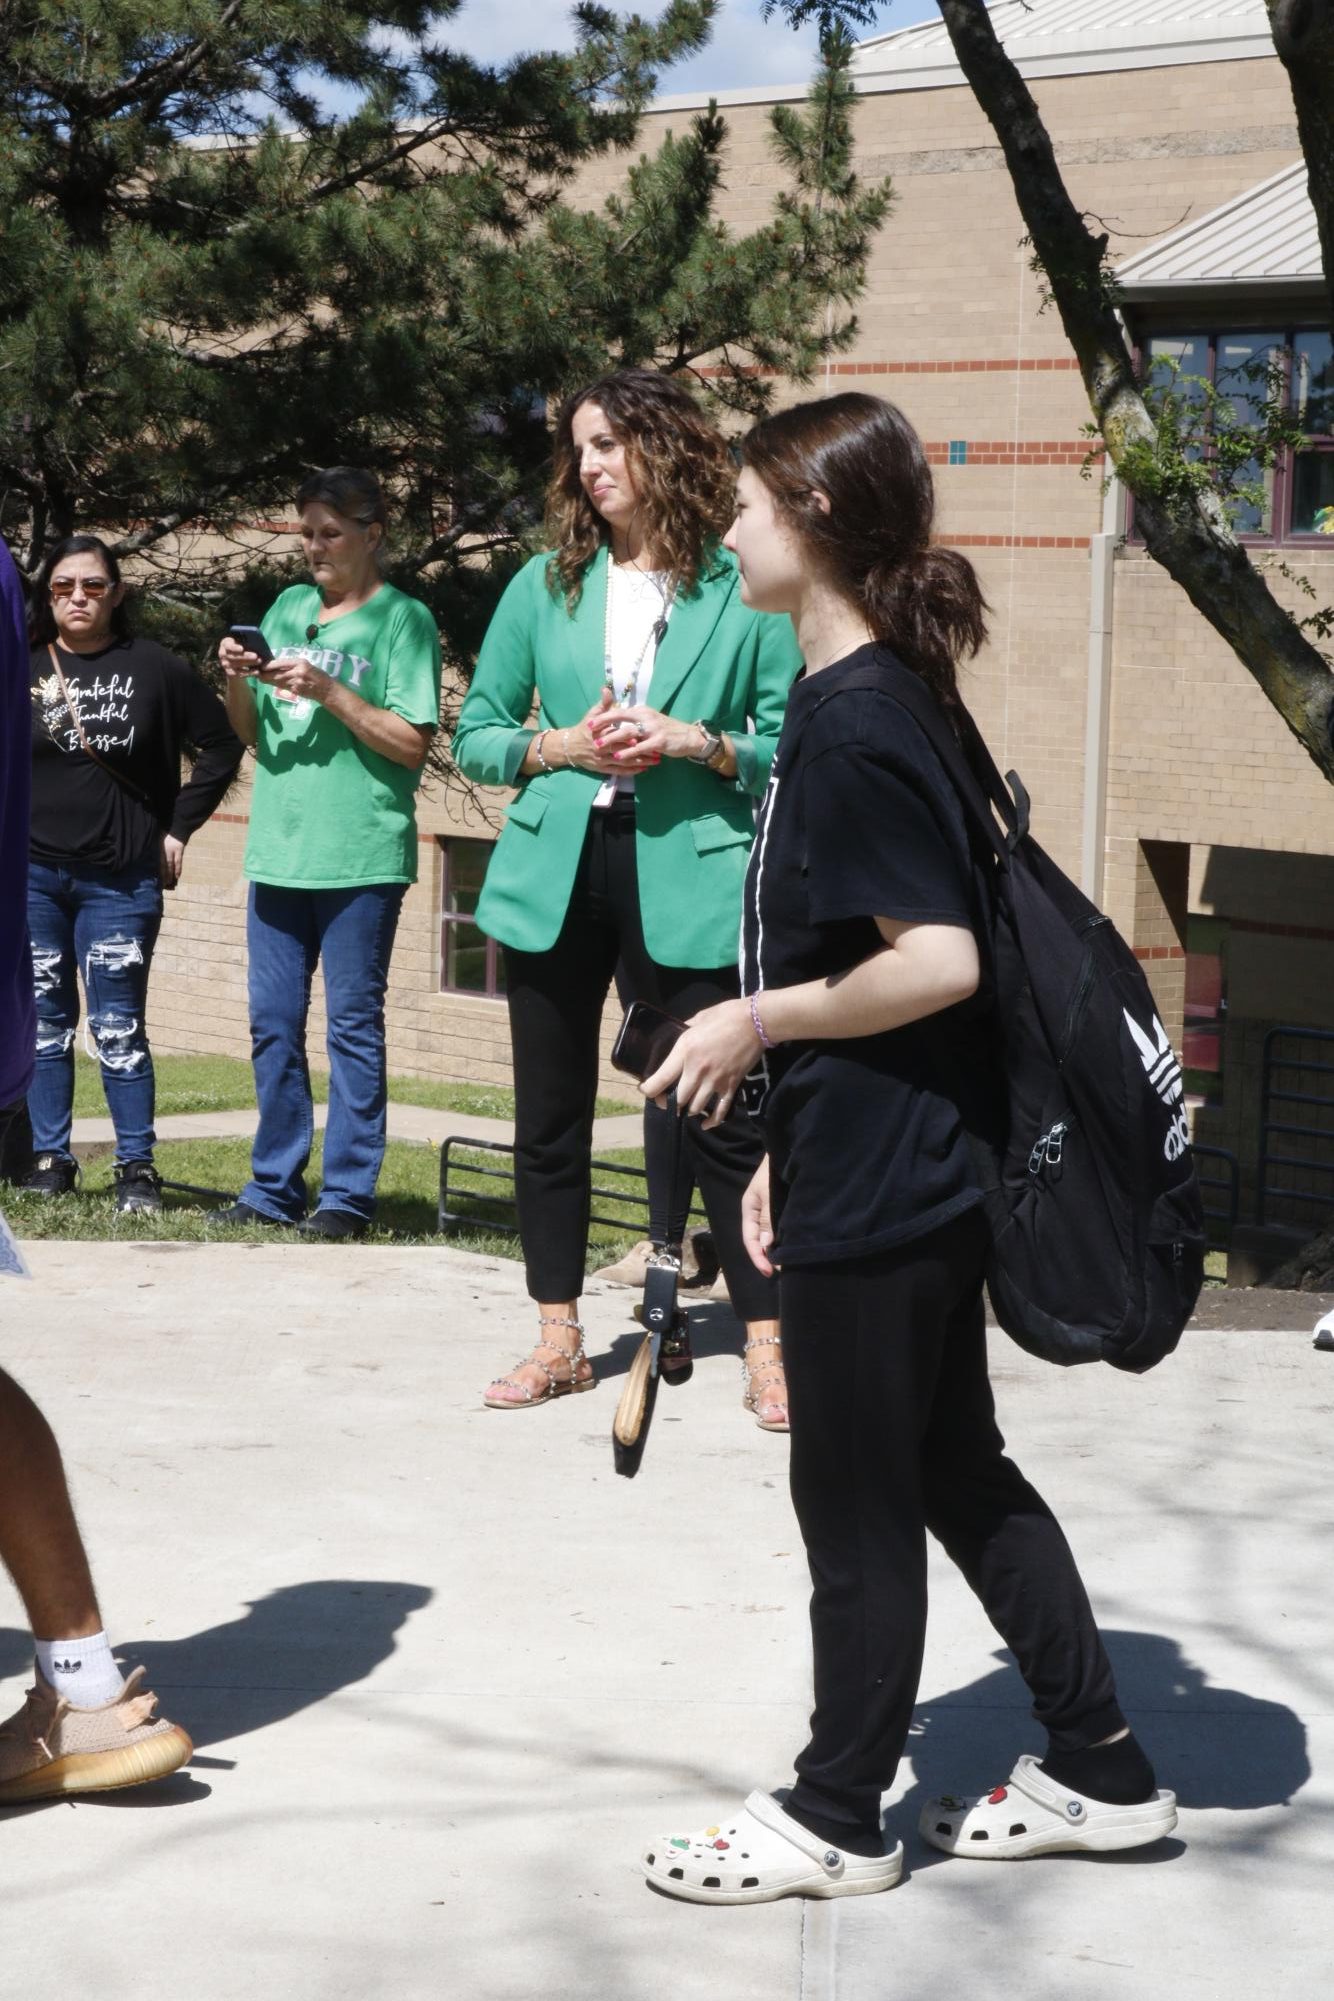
24,534,243,1211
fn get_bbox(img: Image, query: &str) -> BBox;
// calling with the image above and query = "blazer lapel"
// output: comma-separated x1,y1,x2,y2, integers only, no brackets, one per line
646,560,735,716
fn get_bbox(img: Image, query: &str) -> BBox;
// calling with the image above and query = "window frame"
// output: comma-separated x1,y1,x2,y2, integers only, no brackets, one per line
438,836,505,999
1127,315,1334,548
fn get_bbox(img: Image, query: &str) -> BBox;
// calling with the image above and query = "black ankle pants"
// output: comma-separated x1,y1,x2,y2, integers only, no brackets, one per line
501,804,777,1321
783,1207,1126,1842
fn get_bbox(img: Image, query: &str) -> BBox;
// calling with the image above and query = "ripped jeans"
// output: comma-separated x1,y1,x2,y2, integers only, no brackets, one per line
26,855,163,1165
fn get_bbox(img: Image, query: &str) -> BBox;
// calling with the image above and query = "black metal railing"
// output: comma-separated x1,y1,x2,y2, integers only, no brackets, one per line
1190,1143,1239,1248
1257,1026,1334,1230
437,1135,707,1240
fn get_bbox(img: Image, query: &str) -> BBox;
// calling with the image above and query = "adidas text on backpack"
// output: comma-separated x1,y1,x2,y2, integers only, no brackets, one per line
833,658,1205,1373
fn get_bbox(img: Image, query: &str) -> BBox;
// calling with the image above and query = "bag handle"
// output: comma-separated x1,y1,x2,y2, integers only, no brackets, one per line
47,643,154,810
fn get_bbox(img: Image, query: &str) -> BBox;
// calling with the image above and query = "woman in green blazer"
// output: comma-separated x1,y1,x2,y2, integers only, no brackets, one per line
453,368,802,1415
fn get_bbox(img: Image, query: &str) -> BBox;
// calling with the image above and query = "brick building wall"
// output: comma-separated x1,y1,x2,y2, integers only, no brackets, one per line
149,45,1333,1177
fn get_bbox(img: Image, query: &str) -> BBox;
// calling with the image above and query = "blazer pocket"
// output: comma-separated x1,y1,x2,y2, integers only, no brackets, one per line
504,787,549,833
690,812,752,856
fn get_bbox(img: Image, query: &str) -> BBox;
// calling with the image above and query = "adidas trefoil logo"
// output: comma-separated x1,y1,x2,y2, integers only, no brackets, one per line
51,1658,82,1674
1123,1008,1190,1161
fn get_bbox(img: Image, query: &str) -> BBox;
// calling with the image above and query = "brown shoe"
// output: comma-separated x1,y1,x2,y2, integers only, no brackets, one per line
591,1239,655,1287
0,1666,193,1804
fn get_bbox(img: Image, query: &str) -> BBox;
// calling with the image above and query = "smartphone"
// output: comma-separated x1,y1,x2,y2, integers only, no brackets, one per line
611,1001,687,1080
224,624,274,666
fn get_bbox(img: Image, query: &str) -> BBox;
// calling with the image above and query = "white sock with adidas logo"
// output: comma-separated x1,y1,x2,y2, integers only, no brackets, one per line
34,1630,124,1707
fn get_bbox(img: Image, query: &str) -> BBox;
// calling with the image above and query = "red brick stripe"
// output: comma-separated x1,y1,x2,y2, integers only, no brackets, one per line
1133,946,1187,961
942,533,1091,549
834,358,1082,376
924,441,1096,466
698,357,1083,380
1229,916,1334,945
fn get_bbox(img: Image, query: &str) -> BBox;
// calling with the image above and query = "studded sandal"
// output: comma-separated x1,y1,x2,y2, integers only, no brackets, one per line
741,1336,789,1433
482,1316,596,1410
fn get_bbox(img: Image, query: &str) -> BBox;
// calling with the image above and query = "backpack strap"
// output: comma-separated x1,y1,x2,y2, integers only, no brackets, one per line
814,659,1026,867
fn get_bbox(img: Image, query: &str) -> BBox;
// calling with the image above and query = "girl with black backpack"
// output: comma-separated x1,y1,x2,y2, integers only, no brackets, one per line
637,394,1177,1904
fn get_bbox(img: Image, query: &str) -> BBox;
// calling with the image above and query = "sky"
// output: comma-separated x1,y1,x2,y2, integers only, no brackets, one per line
434,1,943,94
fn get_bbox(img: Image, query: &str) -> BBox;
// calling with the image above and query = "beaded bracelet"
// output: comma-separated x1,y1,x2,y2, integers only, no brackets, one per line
749,991,775,1050
534,730,555,774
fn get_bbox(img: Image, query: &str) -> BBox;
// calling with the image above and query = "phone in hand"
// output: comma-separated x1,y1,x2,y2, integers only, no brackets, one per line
611,1001,687,1081
224,624,274,667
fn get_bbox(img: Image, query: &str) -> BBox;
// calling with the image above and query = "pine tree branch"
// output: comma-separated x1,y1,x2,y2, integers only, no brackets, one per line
28,0,249,120
110,507,209,557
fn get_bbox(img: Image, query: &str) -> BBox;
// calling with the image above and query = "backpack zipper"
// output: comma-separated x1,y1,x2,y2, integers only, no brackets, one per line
1059,952,1097,1060
1028,1119,1070,1178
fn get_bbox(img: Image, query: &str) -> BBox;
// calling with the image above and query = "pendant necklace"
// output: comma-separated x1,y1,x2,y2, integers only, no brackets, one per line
603,559,674,708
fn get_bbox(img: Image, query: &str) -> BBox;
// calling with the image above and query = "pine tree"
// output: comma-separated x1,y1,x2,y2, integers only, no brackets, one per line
0,2,890,682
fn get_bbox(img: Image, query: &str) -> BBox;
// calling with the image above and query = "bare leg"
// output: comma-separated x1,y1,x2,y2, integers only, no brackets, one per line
482,1299,595,1406
742,1316,788,1430
0,1366,101,1640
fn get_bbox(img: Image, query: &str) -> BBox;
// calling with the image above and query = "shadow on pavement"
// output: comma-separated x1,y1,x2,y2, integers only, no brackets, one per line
587,1298,743,1384
890,1626,1309,1855
0,1577,432,1753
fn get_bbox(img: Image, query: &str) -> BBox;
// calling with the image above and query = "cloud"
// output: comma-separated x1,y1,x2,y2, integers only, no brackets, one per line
423,2,941,94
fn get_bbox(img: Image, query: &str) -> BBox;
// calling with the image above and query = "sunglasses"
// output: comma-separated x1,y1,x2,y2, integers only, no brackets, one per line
50,575,112,599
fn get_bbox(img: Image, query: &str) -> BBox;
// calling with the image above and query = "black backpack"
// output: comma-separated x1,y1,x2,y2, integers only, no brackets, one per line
837,660,1205,1373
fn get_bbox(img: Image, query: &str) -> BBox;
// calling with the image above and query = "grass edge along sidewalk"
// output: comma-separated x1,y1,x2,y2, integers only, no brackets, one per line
6,1129,650,1268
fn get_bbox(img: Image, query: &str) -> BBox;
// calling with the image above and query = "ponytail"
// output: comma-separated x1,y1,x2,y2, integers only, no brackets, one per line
862,544,988,709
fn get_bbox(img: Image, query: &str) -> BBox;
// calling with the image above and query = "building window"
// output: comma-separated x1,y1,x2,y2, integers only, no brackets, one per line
1135,325,1334,544
1290,331,1334,534
439,839,504,997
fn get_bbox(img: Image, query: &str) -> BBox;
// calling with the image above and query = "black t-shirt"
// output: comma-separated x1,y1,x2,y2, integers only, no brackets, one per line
30,636,243,871
740,643,1003,1266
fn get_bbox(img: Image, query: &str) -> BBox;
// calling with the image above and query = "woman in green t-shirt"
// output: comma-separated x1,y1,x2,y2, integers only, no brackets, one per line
215,467,441,1238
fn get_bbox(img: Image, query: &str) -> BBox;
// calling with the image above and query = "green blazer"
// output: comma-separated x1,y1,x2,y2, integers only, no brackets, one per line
452,546,803,964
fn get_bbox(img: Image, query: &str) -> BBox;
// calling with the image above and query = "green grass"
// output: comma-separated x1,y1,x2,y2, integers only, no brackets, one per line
7,1135,648,1269
70,1051,631,1123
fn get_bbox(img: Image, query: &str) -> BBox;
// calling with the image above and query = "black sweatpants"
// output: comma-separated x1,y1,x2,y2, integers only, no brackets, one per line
501,802,778,1321
783,1206,1126,1843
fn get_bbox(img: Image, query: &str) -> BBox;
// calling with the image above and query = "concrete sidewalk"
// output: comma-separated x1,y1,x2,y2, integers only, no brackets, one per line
70,1103,646,1152
1,1241,1330,1999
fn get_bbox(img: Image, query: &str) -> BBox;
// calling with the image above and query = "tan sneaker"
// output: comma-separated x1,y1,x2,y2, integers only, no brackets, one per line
591,1239,655,1287
0,1666,193,1804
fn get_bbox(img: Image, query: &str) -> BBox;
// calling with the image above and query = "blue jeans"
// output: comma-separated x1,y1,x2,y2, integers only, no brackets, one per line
27,855,163,1165
242,882,405,1222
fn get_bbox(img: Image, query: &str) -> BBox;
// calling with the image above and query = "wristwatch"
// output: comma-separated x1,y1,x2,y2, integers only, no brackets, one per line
688,721,724,766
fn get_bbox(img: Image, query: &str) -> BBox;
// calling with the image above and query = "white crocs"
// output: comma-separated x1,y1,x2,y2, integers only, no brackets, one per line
921,1754,1178,1860
642,1790,904,1905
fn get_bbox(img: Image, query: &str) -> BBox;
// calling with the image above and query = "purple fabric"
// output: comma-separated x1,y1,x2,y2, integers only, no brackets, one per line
0,538,35,1107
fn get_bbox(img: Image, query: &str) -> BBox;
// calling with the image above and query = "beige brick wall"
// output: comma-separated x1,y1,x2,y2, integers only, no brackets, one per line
149,48,1331,1137
148,764,639,1103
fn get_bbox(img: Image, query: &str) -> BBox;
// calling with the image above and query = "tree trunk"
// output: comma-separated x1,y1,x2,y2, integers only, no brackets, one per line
1268,0,1334,337
934,0,1334,780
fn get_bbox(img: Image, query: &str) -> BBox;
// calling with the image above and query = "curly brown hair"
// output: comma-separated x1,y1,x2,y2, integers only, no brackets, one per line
544,370,736,609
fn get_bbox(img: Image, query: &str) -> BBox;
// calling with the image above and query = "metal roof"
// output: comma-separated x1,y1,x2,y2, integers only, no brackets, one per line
1116,162,1323,297
850,0,1275,92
